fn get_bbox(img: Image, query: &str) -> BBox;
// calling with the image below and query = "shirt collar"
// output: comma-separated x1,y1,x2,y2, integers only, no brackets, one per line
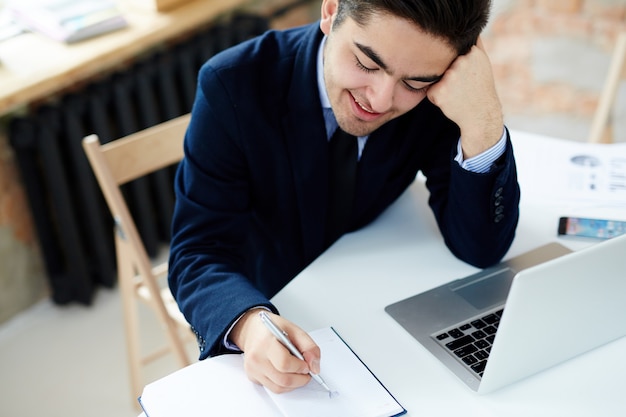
317,36,331,109
316,34,369,158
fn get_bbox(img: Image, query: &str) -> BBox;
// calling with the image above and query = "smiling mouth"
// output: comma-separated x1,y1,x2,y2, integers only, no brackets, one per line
352,94,377,114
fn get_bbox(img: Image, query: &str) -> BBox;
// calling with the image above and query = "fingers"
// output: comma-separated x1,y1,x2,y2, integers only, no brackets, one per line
239,312,322,393
245,339,312,393
285,323,322,374
302,350,321,375
425,38,502,145
266,335,310,374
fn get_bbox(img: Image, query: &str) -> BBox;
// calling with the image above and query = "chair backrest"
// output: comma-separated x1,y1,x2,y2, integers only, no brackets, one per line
83,114,189,267
82,113,191,404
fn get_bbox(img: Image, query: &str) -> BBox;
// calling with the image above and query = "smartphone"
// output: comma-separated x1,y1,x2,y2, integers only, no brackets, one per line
558,216,626,240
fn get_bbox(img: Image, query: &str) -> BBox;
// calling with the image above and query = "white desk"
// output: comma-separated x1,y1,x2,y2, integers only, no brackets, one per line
271,131,626,417
139,131,626,417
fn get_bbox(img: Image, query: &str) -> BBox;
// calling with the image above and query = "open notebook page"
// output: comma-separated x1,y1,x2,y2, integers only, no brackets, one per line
139,354,280,417
139,327,405,417
267,327,406,417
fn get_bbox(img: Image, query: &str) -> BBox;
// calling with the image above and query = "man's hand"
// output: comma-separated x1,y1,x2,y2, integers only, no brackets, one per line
426,37,504,159
229,309,321,393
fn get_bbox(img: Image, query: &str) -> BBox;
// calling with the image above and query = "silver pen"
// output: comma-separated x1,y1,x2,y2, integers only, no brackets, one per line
259,311,332,393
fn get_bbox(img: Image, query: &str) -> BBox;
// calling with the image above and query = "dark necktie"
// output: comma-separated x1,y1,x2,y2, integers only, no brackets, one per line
326,127,358,245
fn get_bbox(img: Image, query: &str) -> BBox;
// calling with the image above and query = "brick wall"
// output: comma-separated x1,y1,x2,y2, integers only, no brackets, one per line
254,0,626,141
484,0,626,141
0,122,47,324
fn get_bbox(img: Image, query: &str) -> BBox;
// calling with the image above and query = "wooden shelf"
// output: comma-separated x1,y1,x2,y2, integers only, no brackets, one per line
0,0,248,116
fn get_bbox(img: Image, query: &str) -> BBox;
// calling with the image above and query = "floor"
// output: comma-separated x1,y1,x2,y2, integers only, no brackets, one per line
0,284,199,417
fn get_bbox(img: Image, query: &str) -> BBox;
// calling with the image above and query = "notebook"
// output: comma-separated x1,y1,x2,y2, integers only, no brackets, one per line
139,327,406,417
385,234,626,394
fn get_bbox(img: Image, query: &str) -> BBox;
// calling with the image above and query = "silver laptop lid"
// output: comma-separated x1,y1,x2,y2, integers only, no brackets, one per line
479,233,626,393
385,242,572,391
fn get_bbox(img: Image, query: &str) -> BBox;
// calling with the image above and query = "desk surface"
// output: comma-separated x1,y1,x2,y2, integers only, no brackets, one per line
137,131,626,417
271,131,626,417
0,0,247,116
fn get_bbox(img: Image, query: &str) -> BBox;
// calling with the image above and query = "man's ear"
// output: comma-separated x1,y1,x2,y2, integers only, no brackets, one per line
320,0,338,35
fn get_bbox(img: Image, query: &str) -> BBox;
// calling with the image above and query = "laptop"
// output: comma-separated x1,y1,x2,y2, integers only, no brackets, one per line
385,234,626,394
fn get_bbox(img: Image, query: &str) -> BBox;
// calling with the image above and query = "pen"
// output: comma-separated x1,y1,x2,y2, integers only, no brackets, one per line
259,311,332,393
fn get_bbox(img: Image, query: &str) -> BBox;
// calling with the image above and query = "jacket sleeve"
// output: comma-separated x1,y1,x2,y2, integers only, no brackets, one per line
425,127,520,268
167,64,278,360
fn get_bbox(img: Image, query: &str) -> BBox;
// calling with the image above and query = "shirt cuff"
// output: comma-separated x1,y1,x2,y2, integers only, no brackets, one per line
223,306,271,351
454,127,507,173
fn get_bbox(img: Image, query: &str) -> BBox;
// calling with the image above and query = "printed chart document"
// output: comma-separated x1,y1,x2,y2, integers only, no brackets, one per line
139,327,406,417
514,132,626,208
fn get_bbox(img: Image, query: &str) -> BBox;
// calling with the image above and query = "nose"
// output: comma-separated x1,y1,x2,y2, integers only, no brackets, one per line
367,75,395,113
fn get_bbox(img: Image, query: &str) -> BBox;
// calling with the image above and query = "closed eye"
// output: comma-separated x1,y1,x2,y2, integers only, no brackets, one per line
404,74,442,94
354,56,377,73
355,50,433,94
403,82,429,94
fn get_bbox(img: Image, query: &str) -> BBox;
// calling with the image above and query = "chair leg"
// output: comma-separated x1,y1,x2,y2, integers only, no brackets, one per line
144,282,191,369
116,239,144,407
117,239,191,407
588,33,626,143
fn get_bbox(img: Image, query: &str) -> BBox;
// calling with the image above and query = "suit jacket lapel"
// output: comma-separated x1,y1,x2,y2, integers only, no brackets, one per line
283,25,329,264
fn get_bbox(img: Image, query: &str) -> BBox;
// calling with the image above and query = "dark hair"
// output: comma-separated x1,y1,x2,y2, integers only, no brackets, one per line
334,0,491,55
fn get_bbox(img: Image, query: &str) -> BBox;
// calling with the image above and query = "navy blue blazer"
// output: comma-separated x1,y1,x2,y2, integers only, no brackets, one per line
169,23,520,359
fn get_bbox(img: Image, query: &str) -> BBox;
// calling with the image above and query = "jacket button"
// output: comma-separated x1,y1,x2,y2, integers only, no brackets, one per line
494,196,503,206
495,187,503,197
494,213,504,223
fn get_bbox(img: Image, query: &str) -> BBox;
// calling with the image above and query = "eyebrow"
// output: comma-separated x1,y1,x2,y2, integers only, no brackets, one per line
355,42,444,84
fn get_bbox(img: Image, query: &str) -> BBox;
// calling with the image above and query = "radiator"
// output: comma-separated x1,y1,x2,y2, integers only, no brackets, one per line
8,13,270,305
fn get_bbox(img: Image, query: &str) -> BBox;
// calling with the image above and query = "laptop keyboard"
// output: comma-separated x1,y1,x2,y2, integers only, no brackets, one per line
432,307,504,378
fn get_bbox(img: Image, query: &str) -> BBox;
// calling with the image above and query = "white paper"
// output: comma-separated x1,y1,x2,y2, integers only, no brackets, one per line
139,354,280,417
513,132,626,209
139,327,404,417
267,327,405,417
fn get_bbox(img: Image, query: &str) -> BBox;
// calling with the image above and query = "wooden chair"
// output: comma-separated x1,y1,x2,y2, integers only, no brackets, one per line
588,32,626,143
82,114,192,404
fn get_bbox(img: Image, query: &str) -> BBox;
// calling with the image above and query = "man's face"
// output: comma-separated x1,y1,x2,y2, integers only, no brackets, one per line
320,2,457,137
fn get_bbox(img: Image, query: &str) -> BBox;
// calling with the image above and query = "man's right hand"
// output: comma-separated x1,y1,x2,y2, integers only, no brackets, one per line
229,309,322,393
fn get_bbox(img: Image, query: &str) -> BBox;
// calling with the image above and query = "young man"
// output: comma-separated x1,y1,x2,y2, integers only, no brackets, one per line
169,0,520,393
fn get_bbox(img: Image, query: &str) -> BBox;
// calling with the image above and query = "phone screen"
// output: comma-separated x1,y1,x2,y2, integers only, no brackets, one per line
558,217,626,239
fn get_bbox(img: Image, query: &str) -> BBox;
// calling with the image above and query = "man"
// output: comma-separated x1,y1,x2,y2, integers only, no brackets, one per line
169,0,520,394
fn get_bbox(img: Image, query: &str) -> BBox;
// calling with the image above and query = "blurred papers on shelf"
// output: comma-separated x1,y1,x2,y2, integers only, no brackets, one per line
5,0,127,43
0,8,25,42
